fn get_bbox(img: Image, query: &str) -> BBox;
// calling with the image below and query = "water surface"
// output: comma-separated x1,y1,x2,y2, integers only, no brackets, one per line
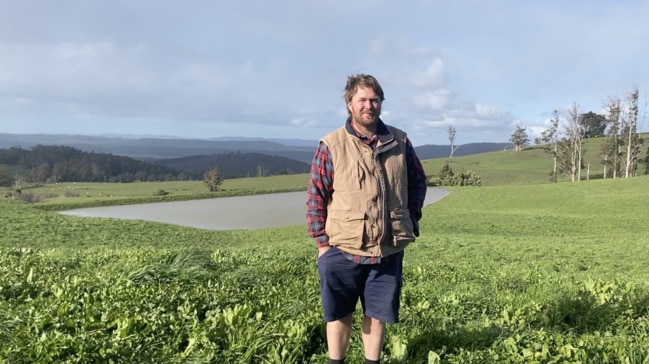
60,188,451,230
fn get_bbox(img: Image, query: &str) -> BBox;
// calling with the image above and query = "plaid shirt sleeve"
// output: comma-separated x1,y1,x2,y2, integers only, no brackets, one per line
406,138,427,236
306,142,333,248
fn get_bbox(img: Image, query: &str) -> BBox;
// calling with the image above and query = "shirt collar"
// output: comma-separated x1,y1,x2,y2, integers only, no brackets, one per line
346,117,390,140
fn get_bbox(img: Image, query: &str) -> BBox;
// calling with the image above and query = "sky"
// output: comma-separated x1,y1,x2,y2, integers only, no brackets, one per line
1,0,649,147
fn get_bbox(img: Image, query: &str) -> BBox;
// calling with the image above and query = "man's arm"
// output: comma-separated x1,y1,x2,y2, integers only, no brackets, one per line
405,138,427,236
306,142,334,248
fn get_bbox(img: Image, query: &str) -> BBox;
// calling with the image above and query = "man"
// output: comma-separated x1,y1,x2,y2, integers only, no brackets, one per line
306,74,427,364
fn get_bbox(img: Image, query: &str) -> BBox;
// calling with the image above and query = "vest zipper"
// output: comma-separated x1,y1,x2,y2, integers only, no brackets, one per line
373,139,398,256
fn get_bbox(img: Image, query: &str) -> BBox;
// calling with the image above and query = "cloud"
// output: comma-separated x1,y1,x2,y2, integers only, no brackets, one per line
1,1,649,146
0,39,277,123
0,41,153,108
413,89,451,111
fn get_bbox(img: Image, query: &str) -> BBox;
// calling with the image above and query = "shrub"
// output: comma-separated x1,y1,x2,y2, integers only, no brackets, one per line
426,176,442,187
18,192,58,203
203,167,223,192
427,163,482,187
64,190,80,198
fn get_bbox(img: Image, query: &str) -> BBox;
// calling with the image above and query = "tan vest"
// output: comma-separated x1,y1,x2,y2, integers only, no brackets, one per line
321,125,416,257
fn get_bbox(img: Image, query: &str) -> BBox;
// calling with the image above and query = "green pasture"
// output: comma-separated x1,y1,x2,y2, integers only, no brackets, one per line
421,148,554,186
2,173,649,362
16,174,310,209
11,136,647,207
26,174,309,198
27,180,207,198
423,137,648,186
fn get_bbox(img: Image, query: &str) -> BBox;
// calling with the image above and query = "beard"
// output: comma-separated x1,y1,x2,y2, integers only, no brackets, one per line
351,110,380,128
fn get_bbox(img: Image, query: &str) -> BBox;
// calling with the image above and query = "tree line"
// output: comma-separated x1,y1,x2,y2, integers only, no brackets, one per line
508,86,647,182
0,145,314,188
0,145,185,186
153,152,311,180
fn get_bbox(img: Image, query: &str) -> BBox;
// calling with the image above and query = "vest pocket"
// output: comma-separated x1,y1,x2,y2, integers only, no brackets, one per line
390,208,416,246
327,210,366,248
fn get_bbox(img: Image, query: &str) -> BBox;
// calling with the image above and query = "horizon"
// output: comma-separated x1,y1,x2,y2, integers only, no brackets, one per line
0,131,517,149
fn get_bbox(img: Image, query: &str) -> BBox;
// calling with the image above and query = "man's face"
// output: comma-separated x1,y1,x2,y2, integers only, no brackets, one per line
347,85,381,129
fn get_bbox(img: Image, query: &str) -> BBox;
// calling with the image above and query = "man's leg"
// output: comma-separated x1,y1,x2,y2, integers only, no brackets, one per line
360,251,404,362
318,247,363,361
361,314,385,361
327,313,353,360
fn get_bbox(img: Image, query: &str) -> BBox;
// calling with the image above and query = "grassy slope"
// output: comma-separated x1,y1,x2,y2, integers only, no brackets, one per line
423,136,648,186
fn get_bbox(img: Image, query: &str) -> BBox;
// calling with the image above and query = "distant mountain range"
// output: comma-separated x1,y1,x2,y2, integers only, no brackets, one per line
0,133,513,163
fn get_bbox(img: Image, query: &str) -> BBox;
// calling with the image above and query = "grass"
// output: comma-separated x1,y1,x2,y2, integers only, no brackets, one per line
422,147,554,186
11,174,309,210
2,140,649,362
3,135,647,203
423,137,649,186
26,174,309,199
2,174,649,362
419,177,649,278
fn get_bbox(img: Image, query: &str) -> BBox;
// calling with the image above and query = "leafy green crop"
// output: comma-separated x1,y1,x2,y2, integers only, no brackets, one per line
2,176,649,363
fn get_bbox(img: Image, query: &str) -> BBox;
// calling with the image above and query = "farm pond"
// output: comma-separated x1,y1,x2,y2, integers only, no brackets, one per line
60,187,451,231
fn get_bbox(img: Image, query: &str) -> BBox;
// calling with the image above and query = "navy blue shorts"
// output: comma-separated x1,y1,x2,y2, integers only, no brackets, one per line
317,246,403,323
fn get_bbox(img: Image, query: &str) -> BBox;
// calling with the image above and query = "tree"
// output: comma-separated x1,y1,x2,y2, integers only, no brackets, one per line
539,105,584,182
0,167,14,187
256,164,266,177
509,125,530,151
579,112,607,138
203,167,223,192
448,126,459,158
0,145,183,183
601,87,645,178
622,87,642,178
28,163,51,183
438,162,453,180
601,97,622,178
644,143,649,175
560,103,585,182
538,110,560,182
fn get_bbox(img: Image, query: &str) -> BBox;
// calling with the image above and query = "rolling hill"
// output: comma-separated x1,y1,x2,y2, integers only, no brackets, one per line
0,133,512,163
154,152,311,179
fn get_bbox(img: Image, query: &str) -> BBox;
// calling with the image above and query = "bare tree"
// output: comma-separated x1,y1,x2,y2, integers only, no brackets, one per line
539,105,584,182
601,97,622,179
448,126,460,158
643,94,649,175
538,110,560,182
564,103,584,182
622,86,641,178
256,164,266,177
602,87,644,178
